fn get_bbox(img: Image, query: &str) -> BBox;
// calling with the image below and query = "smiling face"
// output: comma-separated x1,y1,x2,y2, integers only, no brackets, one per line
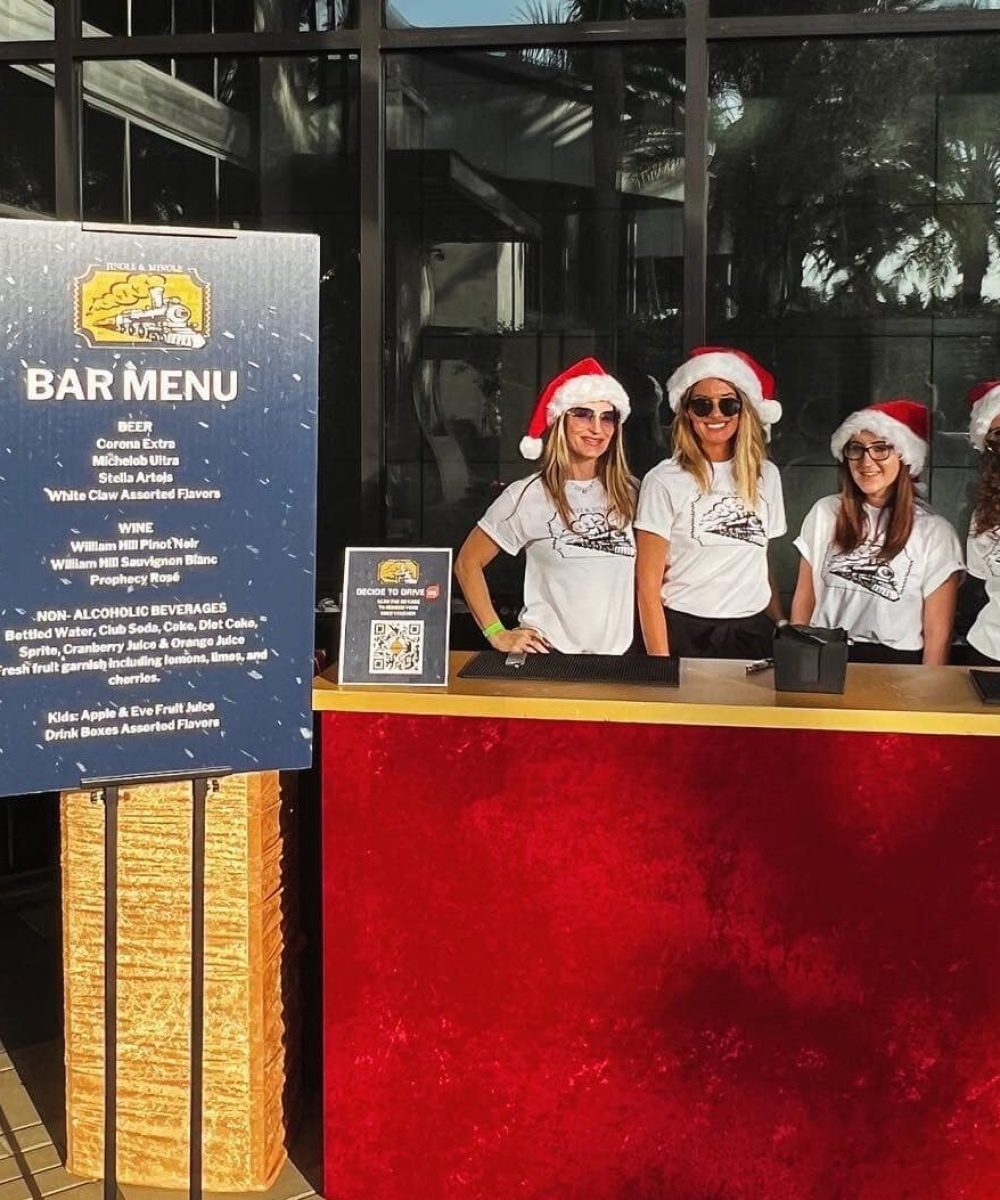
684,377,742,460
563,401,618,467
845,429,903,506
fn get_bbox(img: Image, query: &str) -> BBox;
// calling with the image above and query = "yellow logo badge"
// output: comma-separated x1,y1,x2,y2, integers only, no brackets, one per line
75,268,210,350
377,559,420,586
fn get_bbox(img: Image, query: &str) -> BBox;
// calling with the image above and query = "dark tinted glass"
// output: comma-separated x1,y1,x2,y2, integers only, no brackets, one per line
81,56,360,599
708,35,1000,594
82,0,356,35
385,45,684,603
0,1,54,39
712,1,1000,13
0,64,55,215
387,0,682,27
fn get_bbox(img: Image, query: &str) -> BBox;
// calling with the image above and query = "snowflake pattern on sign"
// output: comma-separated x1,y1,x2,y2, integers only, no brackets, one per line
369,620,424,674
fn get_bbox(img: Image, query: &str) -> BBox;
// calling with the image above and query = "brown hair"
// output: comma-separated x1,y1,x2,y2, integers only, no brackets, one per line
670,388,769,506
973,448,1000,536
833,461,916,561
537,411,637,530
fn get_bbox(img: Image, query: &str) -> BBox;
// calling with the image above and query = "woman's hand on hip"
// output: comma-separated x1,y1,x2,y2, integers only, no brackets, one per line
489,627,550,654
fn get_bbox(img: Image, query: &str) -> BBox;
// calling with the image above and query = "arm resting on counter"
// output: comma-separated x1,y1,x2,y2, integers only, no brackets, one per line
922,572,961,666
454,527,549,654
636,530,670,656
790,558,816,626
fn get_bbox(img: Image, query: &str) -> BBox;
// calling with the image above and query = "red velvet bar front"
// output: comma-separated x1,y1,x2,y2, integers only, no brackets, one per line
322,711,1000,1200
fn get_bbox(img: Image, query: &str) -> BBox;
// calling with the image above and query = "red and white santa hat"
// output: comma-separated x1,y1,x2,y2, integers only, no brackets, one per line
830,399,929,476
665,346,782,429
519,357,630,460
967,380,1000,452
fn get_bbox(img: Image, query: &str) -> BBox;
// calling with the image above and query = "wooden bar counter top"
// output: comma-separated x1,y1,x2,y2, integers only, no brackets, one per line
313,651,1000,737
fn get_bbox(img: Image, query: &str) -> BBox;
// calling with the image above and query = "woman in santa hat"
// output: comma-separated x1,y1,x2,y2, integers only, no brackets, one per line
790,400,964,664
964,381,1000,665
455,357,636,655
634,346,786,659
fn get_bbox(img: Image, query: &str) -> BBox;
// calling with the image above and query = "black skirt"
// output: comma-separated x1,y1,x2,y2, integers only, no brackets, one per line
847,642,923,666
665,607,774,660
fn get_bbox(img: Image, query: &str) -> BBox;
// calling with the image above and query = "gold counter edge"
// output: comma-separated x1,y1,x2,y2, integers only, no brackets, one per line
311,688,996,737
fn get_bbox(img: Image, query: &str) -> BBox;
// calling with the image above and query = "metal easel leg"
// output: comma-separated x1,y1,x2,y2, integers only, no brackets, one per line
189,777,208,1200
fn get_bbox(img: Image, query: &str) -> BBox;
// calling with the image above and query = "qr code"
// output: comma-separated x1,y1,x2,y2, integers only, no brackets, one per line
369,620,424,674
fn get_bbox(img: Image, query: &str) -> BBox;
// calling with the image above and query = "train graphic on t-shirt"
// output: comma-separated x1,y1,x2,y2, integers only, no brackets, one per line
549,510,635,558
692,496,766,546
824,542,912,601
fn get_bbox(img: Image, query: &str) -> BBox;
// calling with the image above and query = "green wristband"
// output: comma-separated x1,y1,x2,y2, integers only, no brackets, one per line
482,620,505,639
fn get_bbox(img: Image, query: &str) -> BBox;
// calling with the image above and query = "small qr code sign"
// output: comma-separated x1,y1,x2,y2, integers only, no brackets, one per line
340,547,451,685
369,620,425,675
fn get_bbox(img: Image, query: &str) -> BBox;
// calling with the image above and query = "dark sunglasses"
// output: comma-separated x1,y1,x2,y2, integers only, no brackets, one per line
985,428,1000,454
686,395,742,419
843,440,894,463
566,406,620,427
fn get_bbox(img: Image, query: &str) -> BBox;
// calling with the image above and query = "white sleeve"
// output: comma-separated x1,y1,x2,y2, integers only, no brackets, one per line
762,462,787,539
477,479,531,556
967,527,987,581
793,498,831,567
921,516,965,597
634,470,677,540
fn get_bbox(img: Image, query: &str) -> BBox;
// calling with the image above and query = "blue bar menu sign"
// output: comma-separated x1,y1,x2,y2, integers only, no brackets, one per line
0,220,319,796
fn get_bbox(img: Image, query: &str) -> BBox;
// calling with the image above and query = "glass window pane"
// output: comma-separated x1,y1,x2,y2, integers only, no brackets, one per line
0,1,54,40
708,34,1000,598
82,0,356,36
387,1,682,28
385,45,684,596
0,63,54,215
81,55,359,598
711,1,1000,14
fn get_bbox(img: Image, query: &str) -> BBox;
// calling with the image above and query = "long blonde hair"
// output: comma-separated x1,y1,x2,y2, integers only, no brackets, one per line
671,387,769,506
539,413,636,530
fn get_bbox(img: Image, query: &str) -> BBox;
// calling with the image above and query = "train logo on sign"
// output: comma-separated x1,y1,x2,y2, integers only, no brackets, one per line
75,268,210,350
377,558,420,586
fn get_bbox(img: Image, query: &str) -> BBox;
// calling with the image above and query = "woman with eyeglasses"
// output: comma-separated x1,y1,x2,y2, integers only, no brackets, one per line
790,400,963,665
455,358,636,655
964,381,1000,665
635,346,786,659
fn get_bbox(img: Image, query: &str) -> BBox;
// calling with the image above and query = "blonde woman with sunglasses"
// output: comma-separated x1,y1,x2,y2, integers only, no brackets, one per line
455,358,636,655
635,347,785,659
790,400,963,665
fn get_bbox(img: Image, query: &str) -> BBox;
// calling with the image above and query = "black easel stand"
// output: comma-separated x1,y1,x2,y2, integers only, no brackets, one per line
83,767,231,1200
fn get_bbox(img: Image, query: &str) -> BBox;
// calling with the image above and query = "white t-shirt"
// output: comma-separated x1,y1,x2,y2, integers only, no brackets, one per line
634,457,786,618
795,495,964,651
966,522,1000,662
478,474,636,654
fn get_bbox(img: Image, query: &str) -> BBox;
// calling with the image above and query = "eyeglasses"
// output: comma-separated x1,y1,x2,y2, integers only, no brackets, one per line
985,428,1000,454
843,441,894,463
566,406,619,427
686,395,742,419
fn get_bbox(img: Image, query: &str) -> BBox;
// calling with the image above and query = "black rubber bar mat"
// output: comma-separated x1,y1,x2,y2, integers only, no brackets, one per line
458,651,680,686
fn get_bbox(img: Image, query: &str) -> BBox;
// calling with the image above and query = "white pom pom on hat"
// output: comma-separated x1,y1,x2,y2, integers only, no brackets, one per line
519,357,631,460
829,399,930,477
967,380,1000,452
665,346,782,429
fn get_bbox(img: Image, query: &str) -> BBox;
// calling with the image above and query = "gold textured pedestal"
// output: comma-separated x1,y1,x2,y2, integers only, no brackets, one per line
61,772,294,1192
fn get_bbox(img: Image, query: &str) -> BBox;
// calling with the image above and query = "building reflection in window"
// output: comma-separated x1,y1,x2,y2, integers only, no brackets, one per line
709,35,1000,592
80,0,357,36
0,62,54,216
81,55,360,597
384,44,684,598
387,0,682,27
0,0,53,40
